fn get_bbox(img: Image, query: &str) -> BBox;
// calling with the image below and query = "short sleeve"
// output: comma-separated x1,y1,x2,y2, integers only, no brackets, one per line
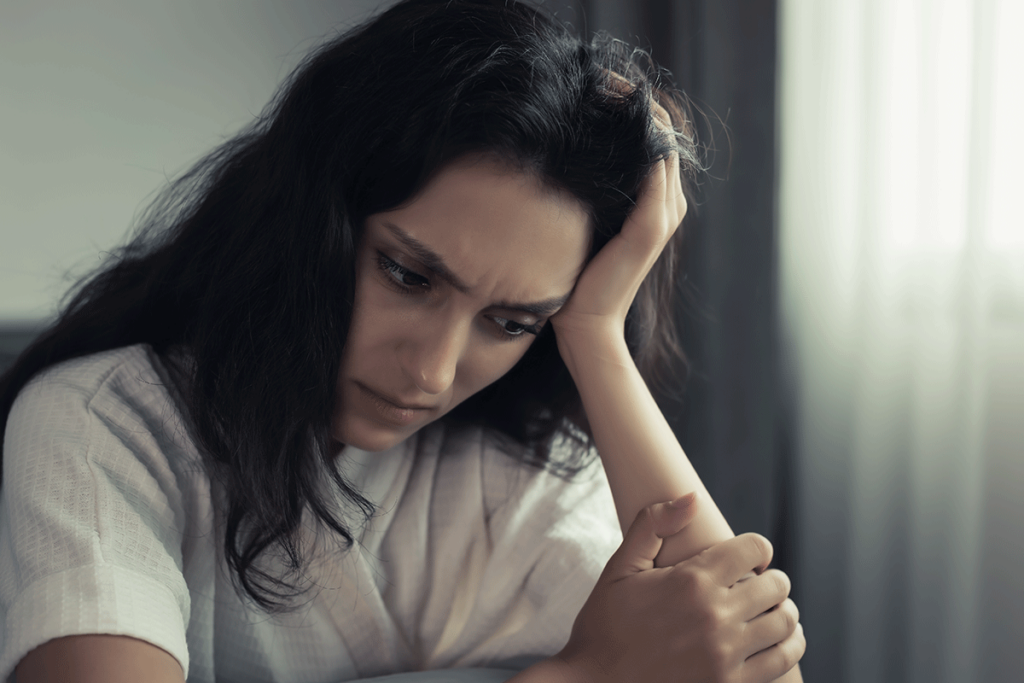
0,362,192,682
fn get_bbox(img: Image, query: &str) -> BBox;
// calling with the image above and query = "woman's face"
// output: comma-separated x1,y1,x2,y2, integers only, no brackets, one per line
332,154,591,452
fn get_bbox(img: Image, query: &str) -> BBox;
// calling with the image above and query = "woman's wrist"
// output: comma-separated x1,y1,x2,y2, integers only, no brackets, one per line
551,320,630,379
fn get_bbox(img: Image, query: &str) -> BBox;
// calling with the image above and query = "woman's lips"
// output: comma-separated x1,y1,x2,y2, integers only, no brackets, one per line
356,382,433,426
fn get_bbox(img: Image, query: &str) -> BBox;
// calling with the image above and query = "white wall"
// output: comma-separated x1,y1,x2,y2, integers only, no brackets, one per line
0,0,396,322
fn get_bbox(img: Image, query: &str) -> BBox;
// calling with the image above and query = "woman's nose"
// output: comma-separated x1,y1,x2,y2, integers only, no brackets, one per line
398,314,468,396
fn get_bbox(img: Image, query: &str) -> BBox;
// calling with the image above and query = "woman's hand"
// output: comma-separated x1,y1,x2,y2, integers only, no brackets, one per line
550,106,686,347
551,497,805,683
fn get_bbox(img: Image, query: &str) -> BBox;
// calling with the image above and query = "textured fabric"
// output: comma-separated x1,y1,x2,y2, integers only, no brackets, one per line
356,668,519,682
0,345,621,683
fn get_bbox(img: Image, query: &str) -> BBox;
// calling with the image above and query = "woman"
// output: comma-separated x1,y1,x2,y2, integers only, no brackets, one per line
0,0,804,681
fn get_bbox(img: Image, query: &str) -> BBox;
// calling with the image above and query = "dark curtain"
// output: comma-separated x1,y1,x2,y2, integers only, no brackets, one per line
541,0,794,586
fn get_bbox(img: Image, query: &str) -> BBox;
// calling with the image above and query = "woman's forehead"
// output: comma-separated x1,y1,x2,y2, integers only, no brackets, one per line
370,155,590,301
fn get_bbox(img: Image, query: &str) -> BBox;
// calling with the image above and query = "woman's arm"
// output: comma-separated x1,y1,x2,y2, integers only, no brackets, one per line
550,141,803,681
557,330,732,566
551,146,731,566
16,635,185,683
556,323,803,683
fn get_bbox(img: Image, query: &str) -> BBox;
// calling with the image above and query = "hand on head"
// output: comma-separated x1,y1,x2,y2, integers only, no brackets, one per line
549,133,687,344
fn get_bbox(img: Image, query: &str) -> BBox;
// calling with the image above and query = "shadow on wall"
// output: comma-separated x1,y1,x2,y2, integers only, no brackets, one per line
0,322,45,374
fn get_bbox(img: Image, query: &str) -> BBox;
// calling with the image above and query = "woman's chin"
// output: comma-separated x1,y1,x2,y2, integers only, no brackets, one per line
331,415,420,453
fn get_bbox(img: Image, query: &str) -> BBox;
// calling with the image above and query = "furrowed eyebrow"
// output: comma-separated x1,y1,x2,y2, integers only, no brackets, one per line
492,294,572,318
379,220,572,318
381,220,471,293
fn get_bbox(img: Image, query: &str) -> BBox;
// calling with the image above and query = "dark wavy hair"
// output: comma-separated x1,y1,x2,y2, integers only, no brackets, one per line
0,0,702,613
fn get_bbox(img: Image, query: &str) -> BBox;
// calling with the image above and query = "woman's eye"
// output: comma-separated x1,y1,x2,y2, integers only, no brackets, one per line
377,253,429,291
492,316,542,341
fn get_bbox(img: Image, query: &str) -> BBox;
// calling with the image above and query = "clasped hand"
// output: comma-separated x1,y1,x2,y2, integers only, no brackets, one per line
555,497,804,683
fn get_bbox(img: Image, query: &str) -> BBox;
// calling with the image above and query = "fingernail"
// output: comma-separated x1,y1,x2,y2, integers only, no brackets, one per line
668,492,696,509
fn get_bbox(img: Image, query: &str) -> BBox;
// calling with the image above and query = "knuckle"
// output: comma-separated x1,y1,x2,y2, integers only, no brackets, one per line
787,598,801,626
768,569,791,598
743,533,774,565
706,639,733,672
705,604,729,630
787,623,807,668
678,574,726,629
775,624,806,672
778,601,797,634
635,504,657,528
675,564,707,595
651,99,671,123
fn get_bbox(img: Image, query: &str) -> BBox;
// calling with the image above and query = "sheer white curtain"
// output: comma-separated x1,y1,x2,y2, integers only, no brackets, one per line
778,0,1023,681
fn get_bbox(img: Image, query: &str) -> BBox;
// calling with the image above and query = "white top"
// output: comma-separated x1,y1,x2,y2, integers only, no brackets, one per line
0,345,621,683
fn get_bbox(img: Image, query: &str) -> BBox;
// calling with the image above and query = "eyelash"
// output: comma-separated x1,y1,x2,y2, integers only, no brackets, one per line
375,252,543,341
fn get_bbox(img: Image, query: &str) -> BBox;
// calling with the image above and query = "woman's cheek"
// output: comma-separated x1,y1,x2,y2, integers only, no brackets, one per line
472,337,533,388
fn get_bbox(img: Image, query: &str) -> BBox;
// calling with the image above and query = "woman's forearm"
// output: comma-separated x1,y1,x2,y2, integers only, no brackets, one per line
559,331,734,568
560,332,805,682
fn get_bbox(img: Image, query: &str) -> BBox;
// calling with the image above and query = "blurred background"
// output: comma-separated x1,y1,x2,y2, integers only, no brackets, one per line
1,1,1021,680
